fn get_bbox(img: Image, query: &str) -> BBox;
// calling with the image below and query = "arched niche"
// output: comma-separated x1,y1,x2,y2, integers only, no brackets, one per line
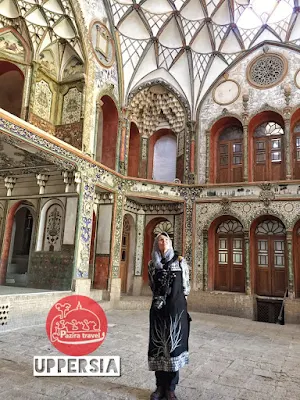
148,129,177,182
250,215,287,297
128,122,140,178
0,61,24,117
96,95,118,170
36,199,65,252
208,215,245,292
248,111,285,182
1,201,35,286
209,117,243,183
120,213,136,293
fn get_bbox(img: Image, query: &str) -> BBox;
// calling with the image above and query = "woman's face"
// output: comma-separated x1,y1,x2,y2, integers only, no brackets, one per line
158,235,170,254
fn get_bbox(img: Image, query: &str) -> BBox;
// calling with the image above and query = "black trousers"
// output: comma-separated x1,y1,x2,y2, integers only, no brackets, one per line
155,370,179,391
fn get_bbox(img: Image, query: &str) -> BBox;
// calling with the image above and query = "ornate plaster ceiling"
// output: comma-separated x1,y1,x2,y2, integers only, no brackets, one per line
0,0,84,78
0,134,57,176
106,0,300,116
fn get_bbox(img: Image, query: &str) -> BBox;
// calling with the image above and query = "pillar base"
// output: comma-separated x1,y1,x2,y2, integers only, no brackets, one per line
110,277,121,304
132,276,143,296
72,278,91,296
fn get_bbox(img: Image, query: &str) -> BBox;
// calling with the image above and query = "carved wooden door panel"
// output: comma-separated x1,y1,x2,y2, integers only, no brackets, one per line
256,220,286,297
215,220,244,293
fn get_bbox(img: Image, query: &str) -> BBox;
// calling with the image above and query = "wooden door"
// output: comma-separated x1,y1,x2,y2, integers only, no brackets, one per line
256,221,286,297
120,217,130,293
215,220,245,293
254,122,284,182
217,128,243,184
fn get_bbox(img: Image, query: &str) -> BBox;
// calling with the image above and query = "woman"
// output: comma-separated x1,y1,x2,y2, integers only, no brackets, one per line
148,232,191,400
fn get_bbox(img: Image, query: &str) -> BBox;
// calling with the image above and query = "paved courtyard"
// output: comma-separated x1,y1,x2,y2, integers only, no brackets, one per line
1,309,300,400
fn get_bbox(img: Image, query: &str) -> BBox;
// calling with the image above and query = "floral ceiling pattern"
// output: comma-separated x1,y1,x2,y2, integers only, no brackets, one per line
105,0,300,116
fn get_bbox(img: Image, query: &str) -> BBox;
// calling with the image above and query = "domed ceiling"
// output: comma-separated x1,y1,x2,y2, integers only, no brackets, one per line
0,0,84,79
106,0,300,116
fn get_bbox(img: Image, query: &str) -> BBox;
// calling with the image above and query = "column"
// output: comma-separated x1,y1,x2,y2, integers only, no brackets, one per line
287,230,294,297
244,230,250,294
203,230,208,291
72,176,95,295
117,107,129,174
188,121,196,184
139,136,148,178
184,123,191,183
242,122,249,182
284,111,292,180
183,196,194,282
132,211,145,296
21,65,33,120
82,61,96,156
28,61,39,121
110,192,125,302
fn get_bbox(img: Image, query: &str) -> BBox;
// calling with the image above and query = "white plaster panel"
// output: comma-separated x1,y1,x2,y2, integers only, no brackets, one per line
96,204,113,254
63,197,78,245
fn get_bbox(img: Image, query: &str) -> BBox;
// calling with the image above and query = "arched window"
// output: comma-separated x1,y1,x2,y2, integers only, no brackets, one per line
217,126,243,183
254,122,285,181
0,61,24,117
153,134,177,182
255,219,286,297
215,219,244,292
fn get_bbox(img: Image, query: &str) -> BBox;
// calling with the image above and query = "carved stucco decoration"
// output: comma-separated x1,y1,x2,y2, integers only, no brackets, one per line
246,53,288,89
259,185,276,208
128,85,186,137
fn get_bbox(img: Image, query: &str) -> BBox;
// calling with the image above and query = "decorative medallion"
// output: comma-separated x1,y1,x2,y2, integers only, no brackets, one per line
246,53,288,89
284,203,293,213
212,79,240,105
89,20,115,68
243,204,251,213
294,69,300,89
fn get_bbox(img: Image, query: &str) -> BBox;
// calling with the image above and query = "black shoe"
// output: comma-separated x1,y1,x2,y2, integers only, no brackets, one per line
150,386,165,400
165,391,178,400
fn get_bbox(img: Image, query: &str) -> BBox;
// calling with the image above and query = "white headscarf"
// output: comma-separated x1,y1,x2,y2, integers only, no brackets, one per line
151,232,175,269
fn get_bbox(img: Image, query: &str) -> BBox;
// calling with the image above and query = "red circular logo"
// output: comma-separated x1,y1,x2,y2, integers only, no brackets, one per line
46,295,107,356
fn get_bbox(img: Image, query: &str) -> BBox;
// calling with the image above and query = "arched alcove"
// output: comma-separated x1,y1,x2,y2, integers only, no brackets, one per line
148,129,177,182
97,95,118,170
209,117,243,183
0,61,24,117
128,122,140,178
248,111,285,182
250,215,287,297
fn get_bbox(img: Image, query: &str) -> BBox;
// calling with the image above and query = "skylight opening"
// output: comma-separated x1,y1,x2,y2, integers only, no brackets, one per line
236,0,293,29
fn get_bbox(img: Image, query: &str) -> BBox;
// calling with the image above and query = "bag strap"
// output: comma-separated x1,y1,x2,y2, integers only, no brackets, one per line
162,253,178,270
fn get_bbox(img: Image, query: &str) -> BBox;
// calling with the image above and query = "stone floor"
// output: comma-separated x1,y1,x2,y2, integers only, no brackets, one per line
1,310,300,400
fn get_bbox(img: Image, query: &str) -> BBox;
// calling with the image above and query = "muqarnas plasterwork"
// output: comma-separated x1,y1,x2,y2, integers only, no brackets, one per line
62,88,82,125
33,80,52,122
